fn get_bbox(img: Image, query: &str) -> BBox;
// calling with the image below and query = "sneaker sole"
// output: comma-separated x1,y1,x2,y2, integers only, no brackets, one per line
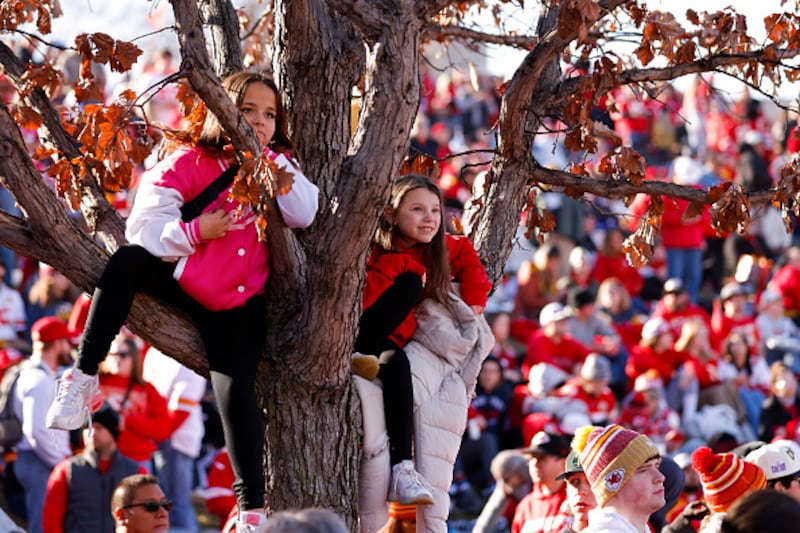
399,494,434,505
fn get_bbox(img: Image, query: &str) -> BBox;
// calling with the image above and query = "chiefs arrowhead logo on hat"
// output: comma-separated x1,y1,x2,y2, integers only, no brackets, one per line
604,468,625,492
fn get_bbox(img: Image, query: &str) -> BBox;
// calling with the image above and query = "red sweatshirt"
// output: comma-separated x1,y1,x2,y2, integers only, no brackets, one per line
362,234,491,347
98,373,172,462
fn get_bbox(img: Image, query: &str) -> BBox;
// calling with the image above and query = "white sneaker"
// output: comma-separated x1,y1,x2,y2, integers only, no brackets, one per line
388,460,434,505
237,511,267,533
46,368,99,431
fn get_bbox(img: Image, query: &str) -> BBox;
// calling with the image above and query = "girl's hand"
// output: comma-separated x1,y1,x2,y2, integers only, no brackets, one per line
470,304,484,316
198,209,231,240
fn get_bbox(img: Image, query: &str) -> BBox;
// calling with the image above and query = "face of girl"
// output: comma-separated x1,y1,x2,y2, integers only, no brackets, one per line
240,82,277,150
390,187,441,246
615,457,665,516
478,360,503,391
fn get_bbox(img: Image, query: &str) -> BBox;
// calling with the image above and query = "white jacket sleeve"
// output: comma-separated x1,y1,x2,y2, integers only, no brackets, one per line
125,179,197,261
273,153,319,228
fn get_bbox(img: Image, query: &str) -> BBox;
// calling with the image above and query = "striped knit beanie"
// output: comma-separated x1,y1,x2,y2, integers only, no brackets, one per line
388,502,416,520
691,446,766,513
571,424,661,506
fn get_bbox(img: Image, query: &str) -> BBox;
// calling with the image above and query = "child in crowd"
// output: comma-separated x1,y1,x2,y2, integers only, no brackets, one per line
354,174,490,504
45,71,319,531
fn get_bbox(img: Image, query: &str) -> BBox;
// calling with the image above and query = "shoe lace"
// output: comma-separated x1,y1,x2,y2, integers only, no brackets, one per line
54,376,81,405
401,467,431,492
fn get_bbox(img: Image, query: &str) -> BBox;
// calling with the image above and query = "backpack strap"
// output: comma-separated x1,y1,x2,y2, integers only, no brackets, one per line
179,163,240,222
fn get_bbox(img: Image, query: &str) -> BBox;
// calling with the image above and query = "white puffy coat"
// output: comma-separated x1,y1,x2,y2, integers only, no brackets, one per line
355,295,494,533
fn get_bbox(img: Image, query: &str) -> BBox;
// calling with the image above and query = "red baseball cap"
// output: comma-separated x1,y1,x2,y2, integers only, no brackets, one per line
31,316,74,344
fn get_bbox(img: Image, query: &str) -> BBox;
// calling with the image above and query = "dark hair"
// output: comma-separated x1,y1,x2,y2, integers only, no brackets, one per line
721,332,752,376
111,474,161,514
720,489,800,533
375,174,451,306
198,71,294,154
100,336,144,410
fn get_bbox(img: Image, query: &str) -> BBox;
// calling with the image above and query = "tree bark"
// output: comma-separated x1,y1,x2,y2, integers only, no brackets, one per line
199,0,244,77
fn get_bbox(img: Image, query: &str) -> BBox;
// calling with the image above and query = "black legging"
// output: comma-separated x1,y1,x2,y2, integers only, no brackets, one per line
355,272,423,466
76,245,267,510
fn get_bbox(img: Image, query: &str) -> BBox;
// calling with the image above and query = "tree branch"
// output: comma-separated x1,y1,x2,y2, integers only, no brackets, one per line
0,41,126,250
325,0,393,41
423,24,538,49
199,0,244,77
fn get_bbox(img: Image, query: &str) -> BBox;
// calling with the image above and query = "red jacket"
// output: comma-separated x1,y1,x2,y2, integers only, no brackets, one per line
650,301,711,338
555,377,617,424
523,330,591,378
626,345,688,384
770,264,800,316
43,454,146,533
628,191,709,249
98,374,171,462
362,234,491,347
206,448,237,530
511,483,569,533
592,254,643,297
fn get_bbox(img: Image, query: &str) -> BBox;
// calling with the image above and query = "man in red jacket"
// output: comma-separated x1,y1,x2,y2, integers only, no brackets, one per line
512,431,571,533
43,404,144,533
650,278,710,338
523,303,591,379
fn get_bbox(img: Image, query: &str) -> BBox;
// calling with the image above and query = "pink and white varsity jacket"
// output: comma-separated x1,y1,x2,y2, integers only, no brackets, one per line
126,145,319,311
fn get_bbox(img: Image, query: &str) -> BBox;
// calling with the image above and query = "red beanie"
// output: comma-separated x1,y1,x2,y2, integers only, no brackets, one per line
691,446,766,513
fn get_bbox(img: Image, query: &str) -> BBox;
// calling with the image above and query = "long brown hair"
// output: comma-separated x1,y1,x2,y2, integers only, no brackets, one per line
375,174,451,306
163,71,295,157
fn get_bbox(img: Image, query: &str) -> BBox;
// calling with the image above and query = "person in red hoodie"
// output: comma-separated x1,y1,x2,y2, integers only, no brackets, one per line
650,277,711,338
626,317,688,387
522,302,591,379
710,282,759,352
591,228,643,299
769,246,800,324
354,174,491,505
98,336,171,471
628,165,710,303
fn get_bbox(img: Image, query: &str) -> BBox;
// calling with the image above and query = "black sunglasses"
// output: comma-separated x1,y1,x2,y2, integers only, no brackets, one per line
122,500,173,513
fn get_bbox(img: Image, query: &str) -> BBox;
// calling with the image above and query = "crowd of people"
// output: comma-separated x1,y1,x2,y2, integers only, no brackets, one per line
3,33,800,533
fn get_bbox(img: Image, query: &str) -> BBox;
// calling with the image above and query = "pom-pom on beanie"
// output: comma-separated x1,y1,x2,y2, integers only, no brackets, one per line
690,446,766,513
571,424,660,506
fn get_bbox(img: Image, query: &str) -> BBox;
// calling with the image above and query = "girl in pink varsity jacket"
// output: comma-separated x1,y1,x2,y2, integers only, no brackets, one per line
45,71,318,531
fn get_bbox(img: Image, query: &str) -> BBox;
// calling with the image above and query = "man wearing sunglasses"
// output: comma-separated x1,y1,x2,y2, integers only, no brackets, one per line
111,473,171,533
43,403,142,533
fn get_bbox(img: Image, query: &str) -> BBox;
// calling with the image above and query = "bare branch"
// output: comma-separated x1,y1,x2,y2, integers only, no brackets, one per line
423,24,538,49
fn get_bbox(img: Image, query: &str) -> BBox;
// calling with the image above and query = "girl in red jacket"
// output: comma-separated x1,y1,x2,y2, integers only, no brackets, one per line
355,174,490,505
46,71,319,530
98,336,170,468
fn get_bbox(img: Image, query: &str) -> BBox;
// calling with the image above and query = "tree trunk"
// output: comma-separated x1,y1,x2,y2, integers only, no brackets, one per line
260,0,424,520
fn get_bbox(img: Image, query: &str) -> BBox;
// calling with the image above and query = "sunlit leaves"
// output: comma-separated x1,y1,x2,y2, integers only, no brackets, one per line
709,183,751,235
0,0,55,33
19,62,62,98
231,154,296,242
56,95,154,205
596,147,646,186
623,197,663,268
523,187,556,242
73,33,142,103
